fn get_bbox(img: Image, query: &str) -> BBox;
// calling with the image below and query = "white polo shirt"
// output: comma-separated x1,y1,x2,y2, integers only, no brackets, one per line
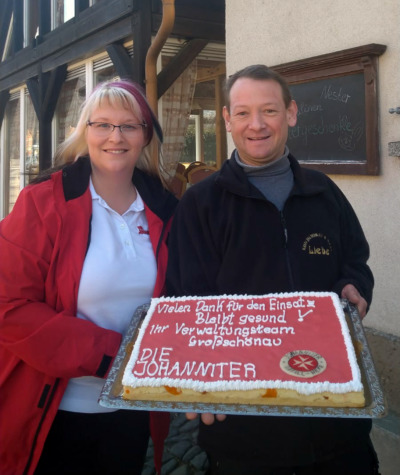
59,179,157,413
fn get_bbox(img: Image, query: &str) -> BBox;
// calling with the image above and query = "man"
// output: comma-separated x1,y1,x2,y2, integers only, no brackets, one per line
166,65,378,474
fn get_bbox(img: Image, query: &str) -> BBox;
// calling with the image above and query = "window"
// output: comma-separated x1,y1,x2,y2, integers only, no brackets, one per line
182,110,217,167
93,63,118,86
160,40,226,172
3,94,21,214
179,64,226,169
24,93,39,185
54,53,118,148
55,69,86,147
1,14,13,62
24,0,40,47
1,89,39,216
1,49,121,216
52,0,75,29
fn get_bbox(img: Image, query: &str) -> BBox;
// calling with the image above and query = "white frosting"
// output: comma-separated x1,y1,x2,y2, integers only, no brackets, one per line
122,292,363,395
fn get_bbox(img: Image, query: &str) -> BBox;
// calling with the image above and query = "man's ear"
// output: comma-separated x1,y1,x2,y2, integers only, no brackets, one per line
287,100,298,127
223,106,232,132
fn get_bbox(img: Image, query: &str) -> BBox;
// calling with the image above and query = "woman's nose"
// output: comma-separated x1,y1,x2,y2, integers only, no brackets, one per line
108,127,124,139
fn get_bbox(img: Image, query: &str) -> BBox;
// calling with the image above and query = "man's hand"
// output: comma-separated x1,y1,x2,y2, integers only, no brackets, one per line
341,284,368,319
186,412,227,425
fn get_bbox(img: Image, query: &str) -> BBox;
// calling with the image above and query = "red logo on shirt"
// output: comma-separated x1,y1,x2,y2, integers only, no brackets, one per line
137,226,149,235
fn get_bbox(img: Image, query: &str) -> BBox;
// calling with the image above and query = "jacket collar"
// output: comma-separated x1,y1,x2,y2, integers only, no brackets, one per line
61,156,177,222
132,165,178,222
216,150,327,198
287,154,329,197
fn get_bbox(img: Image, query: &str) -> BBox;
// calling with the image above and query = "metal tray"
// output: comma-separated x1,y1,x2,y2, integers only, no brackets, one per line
99,301,386,418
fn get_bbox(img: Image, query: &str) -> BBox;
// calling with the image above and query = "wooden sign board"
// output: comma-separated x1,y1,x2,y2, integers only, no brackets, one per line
273,44,386,175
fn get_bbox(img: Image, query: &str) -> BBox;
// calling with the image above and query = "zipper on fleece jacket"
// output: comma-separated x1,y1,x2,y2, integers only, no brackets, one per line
280,211,295,290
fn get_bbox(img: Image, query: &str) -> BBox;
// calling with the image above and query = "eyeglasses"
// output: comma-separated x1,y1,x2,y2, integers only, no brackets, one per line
86,121,147,137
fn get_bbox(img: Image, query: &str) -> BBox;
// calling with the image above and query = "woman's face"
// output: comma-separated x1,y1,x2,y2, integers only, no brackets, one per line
86,101,147,178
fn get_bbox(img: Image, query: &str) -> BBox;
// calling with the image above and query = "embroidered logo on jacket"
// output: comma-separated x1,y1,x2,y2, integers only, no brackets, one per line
137,226,150,235
302,233,333,256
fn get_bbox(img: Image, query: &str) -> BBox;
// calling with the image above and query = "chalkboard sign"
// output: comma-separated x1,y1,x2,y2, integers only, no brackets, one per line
287,74,366,163
273,44,386,174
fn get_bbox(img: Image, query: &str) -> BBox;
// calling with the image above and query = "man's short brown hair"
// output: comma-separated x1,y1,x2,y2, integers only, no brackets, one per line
225,64,292,110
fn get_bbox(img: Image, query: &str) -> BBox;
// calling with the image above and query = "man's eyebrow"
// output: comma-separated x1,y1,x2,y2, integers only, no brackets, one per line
232,102,280,109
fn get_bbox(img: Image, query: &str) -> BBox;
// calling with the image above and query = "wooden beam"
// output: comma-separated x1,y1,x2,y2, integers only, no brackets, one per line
26,66,67,121
75,0,89,15
196,63,226,83
38,122,52,170
0,16,132,91
106,43,134,79
42,17,132,74
153,13,225,42
42,64,67,121
26,76,41,119
38,0,51,38
0,89,10,128
1,63,41,92
0,0,133,86
26,64,68,170
0,0,225,93
131,2,152,87
152,1,225,21
157,38,208,98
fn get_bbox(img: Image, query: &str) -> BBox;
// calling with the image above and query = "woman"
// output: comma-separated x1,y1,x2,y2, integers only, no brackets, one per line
0,80,177,475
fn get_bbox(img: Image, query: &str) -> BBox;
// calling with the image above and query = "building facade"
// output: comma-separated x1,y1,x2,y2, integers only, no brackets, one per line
0,0,226,215
226,2,400,472
1,0,399,472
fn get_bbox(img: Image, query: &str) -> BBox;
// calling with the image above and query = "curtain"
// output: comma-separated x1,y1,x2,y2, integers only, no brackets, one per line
5,98,21,213
162,59,197,176
25,94,39,186
56,75,86,146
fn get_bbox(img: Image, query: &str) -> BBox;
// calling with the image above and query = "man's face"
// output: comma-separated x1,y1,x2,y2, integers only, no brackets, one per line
223,78,298,166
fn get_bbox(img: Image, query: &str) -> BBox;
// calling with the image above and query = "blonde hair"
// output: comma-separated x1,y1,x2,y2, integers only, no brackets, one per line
54,79,167,184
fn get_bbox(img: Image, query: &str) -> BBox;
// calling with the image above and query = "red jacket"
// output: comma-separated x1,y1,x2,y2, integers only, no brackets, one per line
0,157,177,475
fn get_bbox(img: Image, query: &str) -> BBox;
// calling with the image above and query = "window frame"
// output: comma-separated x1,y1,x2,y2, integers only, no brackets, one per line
272,44,386,175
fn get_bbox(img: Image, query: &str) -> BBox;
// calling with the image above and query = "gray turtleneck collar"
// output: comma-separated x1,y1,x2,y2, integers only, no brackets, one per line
235,146,293,210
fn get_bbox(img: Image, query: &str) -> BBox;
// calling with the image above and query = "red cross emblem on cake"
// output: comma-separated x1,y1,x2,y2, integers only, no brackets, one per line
280,350,327,378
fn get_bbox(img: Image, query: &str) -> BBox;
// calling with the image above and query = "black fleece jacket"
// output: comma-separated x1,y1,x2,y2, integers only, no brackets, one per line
166,151,374,464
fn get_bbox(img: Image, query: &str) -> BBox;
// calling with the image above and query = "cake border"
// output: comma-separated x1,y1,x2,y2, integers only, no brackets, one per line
99,300,386,418
121,292,363,395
